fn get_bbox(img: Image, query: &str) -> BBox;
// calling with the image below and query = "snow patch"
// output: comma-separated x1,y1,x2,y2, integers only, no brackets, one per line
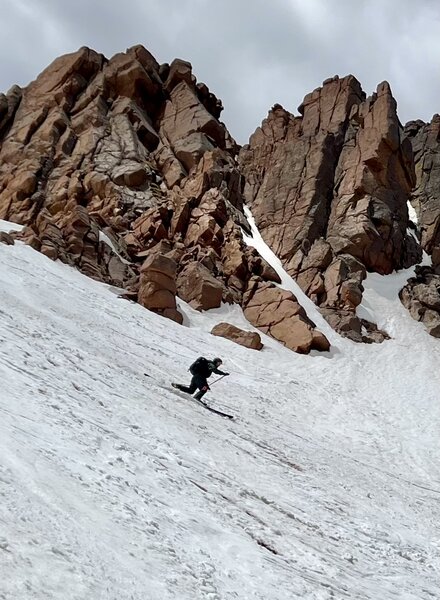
99,230,131,265
0,219,24,233
241,206,340,347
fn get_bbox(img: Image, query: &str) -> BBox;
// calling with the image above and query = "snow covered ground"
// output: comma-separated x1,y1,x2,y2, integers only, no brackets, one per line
1,219,440,599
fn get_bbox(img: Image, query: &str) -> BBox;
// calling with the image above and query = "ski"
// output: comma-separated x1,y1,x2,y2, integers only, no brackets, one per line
193,398,235,420
170,384,234,419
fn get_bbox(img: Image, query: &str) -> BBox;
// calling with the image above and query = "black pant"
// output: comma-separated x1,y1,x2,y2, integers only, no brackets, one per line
178,374,209,400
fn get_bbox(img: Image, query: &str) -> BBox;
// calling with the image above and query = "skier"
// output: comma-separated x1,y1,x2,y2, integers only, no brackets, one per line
172,357,229,401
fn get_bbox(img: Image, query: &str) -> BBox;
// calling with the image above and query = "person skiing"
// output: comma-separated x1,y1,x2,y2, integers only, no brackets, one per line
172,357,229,401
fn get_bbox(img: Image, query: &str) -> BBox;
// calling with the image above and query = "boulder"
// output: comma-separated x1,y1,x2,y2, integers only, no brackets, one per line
154,142,186,188
323,255,365,309
138,253,182,323
174,132,215,172
246,248,281,283
320,308,389,343
400,266,440,337
185,214,223,251
131,206,170,247
177,262,223,311
211,322,263,350
0,231,14,245
242,278,330,354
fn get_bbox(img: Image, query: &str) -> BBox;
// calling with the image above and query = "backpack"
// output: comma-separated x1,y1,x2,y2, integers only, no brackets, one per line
189,356,210,377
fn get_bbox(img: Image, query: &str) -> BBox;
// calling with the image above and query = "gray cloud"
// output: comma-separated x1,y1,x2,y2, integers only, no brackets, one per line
1,0,439,143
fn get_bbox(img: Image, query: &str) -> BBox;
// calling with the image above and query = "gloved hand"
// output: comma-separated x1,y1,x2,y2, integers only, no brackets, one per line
223,372,230,376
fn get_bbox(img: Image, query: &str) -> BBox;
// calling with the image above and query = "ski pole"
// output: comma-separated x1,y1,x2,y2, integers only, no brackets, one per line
210,375,226,386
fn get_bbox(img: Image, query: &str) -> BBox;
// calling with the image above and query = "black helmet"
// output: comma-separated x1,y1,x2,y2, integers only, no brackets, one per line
213,357,222,366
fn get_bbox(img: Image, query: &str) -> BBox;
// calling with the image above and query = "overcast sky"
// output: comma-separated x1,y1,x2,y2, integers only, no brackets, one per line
1,0,439,144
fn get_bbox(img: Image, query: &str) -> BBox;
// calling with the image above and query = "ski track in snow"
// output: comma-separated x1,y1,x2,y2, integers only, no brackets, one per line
1,221,440,599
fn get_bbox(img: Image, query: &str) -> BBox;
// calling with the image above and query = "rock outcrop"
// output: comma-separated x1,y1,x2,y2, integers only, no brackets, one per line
401,118,440,337
0,45,329,354
211,322,263,350
177,262,224,311
405,116,440,254
240,76,422,341
138,253,182,324
8,46,440,345
243,278,330,353
400,266,440,337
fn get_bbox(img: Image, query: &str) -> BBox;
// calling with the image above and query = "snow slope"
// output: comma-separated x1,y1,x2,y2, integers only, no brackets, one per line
1,221,440,599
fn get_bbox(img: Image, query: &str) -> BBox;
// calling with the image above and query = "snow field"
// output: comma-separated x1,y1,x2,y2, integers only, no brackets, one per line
0,221,439,599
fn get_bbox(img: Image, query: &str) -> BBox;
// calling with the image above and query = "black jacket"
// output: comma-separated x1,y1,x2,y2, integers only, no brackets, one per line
206,361,227,376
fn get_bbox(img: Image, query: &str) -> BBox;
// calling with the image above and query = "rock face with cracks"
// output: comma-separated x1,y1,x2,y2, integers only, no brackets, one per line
400,266,440,337
240,76,423,341
400,117,440,338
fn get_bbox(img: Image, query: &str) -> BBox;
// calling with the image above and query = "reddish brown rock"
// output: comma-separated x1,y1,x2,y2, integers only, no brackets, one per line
326,82,418,274
294,238,332,303
138,252,183,323
0,85,22,138
393,117,440,327
240,78,363,271
131,206,170,250
222,236,249,281
177,262,224,311
311,329,331,352
211,322,263,350
0,44,255,328
405,117,440,253
154,142,186,188
185,214,223,251
169,191,192,236
15,226,41,250
163,58,193,93
0,45,230,290
112,163,148,187
240,77,422,341
322,255,365,310
182,149,244,210
400,266,440,337
245,247,281,283
242,278,330,353
160,81,226,167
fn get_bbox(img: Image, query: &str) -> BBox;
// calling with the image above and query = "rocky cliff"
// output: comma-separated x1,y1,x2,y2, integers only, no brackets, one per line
1,46,440,346
240,76,424,341
398,117,440,336
0,46,328,354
